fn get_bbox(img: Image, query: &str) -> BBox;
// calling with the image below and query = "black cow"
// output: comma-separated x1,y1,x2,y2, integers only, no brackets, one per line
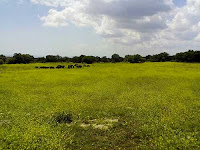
40,66,50,69
35,66,39,69
50,66,55,69
77,65,82,68
74,64,79,67
68,65,74,69
83,64,90,67
56,65,65,69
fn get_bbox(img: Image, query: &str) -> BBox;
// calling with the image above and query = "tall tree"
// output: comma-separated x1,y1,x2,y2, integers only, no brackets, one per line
111,54,120,63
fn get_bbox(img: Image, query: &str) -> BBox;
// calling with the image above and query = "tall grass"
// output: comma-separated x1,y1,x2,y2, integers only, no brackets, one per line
0,62,200,149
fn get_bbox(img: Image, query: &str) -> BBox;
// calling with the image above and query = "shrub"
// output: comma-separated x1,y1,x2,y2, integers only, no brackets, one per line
0,55,6,62
111,54,122,63
52,112,73,124
82,56,97,64
0,59,4,65
126,54,145,63
101,56,109,62
7,58,16,64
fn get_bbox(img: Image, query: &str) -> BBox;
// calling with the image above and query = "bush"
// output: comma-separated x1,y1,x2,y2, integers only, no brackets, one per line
36,57,46,63
82,56,97,64
111,54,122,63
150,52,170,62
7,58,16,64
175,50,200,62
71,55,85,63
101,56,109,62
0,59,4,65
126,54,145,63
46,55,62,62
7,53,34,64
52,112,73,124
0,55,6,62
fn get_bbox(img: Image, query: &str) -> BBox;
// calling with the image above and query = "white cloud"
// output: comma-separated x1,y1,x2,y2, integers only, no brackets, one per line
40,9,68,27
32,0,200,54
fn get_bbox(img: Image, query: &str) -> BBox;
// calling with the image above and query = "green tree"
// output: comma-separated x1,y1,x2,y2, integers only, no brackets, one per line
111,54,120,63
82,56,97,64
126,54,145,63
0,59,4,65
175,50,200,62
61,57,70,62
95,56,101,63
46,55,61,62
0,55,6,63
150,52,170,62
23,54,34,64
37,57,46,63
13,53,24,64
71,55,85,63
101,56,109,62
7,53,34,64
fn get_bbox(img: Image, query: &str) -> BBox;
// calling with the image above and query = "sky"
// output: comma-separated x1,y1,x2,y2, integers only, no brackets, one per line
1,0,200,57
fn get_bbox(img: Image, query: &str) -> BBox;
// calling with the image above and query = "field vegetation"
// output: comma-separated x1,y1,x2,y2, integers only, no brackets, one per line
0,62,200,149
0,50,200,65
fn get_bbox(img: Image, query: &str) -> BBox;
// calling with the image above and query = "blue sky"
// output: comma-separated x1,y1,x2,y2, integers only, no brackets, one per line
174,0,186,7
1,0,198,57
0,0,106,57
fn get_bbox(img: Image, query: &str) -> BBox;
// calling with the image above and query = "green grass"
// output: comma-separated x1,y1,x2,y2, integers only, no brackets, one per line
0,62,200,149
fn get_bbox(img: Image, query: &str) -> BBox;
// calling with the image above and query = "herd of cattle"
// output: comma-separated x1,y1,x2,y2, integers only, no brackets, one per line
35,64,90,69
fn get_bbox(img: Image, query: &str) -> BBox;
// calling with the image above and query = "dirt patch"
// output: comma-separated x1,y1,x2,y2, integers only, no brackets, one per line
104,119,118,123
93,124,109,130
80,118,118,130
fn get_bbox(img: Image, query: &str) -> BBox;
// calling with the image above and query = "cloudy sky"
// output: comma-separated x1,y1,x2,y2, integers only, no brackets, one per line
1,0,199,57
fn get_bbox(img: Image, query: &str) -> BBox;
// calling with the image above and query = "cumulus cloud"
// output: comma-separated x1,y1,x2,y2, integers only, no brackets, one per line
32,0,200,53
40,9,68,27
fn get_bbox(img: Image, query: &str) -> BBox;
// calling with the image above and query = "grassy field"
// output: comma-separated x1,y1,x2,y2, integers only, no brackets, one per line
0,62,200,149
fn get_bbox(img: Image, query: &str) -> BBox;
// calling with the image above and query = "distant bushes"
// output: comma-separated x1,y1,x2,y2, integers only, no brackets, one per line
145,51,200,63
147,52,170,62
1,50,200,64
45,55,70,63
7,53,34,64
101,56,110,63
0,54,6,64
82,56,97,64
111,54,123,63
174,50,200,62
125,54,145,63
0,59,4,65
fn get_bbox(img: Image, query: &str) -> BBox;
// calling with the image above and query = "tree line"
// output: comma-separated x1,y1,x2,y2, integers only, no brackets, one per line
0,50,200,65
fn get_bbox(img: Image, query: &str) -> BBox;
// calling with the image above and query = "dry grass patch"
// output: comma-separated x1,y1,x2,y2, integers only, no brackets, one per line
80,118,119,130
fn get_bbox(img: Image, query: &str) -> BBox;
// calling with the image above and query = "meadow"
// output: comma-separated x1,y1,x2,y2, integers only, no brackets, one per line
0,62,200,149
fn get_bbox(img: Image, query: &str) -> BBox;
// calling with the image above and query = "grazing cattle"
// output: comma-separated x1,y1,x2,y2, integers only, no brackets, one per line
68,65,74,69
77,65,82,68
50,66,55,69
40,66,49,69
35,66,39,69
74,64,79,67
83,64,90,67
56,65,65,69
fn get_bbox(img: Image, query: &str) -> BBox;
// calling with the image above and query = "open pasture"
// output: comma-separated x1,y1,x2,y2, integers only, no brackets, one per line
0,62,200,149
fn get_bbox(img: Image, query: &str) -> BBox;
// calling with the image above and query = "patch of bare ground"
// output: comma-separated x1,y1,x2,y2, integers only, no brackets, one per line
80,118,119,130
